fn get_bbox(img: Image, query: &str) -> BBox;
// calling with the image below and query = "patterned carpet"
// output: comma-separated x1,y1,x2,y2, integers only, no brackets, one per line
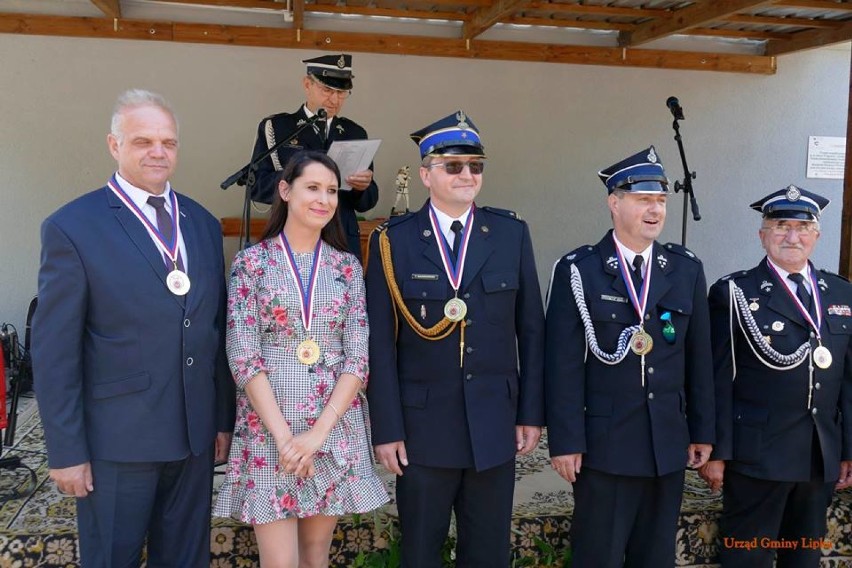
2,396,852,567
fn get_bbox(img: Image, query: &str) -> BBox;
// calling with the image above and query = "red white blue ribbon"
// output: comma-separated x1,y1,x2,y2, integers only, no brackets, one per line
767,262,823,339
107,174,182,266
279,233,322,335
613,235,652,324
428,204,475,293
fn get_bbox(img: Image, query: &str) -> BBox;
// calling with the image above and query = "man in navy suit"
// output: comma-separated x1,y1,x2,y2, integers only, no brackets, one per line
32,89,235,568
700,186,852,568
366,111,545,567
249,53,378,261
545,147,715,567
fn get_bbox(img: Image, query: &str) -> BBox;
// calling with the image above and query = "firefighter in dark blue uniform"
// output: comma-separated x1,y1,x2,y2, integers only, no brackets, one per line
700,186,852,568
545,146,715,567
248,54,378,261
365,111,545,567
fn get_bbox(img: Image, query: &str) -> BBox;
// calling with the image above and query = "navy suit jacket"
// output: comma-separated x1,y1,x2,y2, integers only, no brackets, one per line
250,106,379,261
545,231,715,477
32,185,235,469
709,259,852,482
365,201,545,472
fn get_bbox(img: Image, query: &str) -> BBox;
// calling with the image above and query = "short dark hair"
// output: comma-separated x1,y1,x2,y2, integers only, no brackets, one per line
259,150,348,252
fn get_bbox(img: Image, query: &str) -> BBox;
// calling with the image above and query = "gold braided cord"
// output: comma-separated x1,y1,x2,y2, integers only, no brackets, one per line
379,229,458,341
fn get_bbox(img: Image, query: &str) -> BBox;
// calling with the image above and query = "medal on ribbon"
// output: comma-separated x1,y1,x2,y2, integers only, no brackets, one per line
429,205,474,323
107,175,190,296
279,233,323,366
768,263,829,369
613,237,654,386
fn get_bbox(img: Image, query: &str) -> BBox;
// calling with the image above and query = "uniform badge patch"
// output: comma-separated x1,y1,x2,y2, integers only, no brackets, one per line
760,280,773,292
657,254,668,269
606,256,618,270
828,304,852,316
818,278,828,292
297,119,307,126
564,253,577,261
601,294,628,303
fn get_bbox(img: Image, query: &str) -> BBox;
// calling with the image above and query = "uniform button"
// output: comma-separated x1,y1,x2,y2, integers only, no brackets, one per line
648,392,655,400
762,325,768,330
812,407,818,415
184,319,191,328
810,331,816,338
465,319,473,326
465,346,473,354
464,293,471,299
422,292,427,298
501,282,507,288
815,382,821,390
843,324,848,330
186,357,194,366
466,374,473,381
645,314,651,321
611,314,617,319
647,367,654,374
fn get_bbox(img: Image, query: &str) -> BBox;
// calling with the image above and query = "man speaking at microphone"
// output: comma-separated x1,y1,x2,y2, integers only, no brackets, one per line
248,53,378,262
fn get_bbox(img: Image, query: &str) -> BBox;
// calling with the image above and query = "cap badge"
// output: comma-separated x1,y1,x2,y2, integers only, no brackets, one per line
786,185,801,201
337,55,346,68
456,111,470,130
606,256,618,270
647,147,658,163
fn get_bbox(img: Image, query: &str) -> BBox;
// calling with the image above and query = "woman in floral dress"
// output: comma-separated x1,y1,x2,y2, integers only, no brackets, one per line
214,151,388,566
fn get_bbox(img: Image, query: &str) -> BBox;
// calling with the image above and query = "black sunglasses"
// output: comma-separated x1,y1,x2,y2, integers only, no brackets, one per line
428,160,485,175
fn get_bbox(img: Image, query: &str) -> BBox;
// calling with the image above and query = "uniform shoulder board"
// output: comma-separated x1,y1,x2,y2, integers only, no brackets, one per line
561,244,596,264
818,268,850,283
663,242,700,262
261,111,288,122
719,270,749,282
374,213,415,234
480,206,522,221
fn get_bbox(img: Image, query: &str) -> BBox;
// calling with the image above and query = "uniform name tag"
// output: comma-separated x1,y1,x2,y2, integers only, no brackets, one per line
411,273,439,281
601,294,628,303
828,304,852,316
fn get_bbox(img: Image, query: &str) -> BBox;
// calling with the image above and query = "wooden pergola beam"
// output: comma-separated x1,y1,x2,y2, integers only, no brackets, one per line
90,0,121,18
772,0,852,10
292,0,303,30
463,0,530,39
725,13,848,29
0,12,777,74
620,0,775,47
764,18,852,54
152,0,289,10
524,2,662,18
308,4,470,22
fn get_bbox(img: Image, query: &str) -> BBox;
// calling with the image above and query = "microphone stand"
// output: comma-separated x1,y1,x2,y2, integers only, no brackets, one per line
220,110,328,250
668,106,701,246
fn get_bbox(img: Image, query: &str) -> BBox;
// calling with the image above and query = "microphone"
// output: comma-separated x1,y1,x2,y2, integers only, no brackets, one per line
666,96,684,120
315,108,328,147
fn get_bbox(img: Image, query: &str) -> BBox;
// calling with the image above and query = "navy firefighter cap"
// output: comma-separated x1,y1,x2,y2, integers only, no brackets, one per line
303,54,353,91
750,185,829,221
410,110,486,159
598,146,669,194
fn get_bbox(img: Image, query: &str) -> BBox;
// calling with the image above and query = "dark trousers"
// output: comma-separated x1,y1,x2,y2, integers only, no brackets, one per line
718,469,835,568
76,446,214,568
396,460,515,568
570,467,686,568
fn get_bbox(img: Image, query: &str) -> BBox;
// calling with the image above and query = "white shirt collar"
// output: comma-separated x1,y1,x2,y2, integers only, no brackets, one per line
612,233,652,277
114,172,173,213
431,205,472,245
767,257,811,293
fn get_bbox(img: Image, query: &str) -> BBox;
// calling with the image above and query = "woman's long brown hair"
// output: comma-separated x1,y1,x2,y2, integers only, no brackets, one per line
259,150,349,252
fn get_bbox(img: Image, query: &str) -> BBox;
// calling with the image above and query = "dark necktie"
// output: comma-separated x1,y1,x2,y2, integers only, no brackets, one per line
450,220,464,262
788,272,815,320
147,196,185,271
631,255,645,291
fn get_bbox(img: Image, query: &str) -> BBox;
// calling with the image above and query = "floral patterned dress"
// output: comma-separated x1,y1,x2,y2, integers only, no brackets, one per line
213,238,388,524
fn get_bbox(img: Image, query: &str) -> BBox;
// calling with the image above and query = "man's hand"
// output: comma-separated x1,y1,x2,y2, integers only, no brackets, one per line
516,425,542,455
837,460,852,490
688,443,713,469
214,432,232,465
374,441,408,476
698,460,725,493
346,169,373,192
50,462,94,498
551,454,583,483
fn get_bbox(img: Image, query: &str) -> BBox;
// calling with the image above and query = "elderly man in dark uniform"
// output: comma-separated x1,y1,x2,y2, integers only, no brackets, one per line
249,53,378,261
545,146,715,567
700,186,852,568
366,111,545,567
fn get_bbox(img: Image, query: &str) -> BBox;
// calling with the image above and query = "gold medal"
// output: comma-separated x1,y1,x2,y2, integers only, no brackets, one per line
297,338,321,365
813,345,832,369
444,298,467,322
630,330,653,356
166,269,191,296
